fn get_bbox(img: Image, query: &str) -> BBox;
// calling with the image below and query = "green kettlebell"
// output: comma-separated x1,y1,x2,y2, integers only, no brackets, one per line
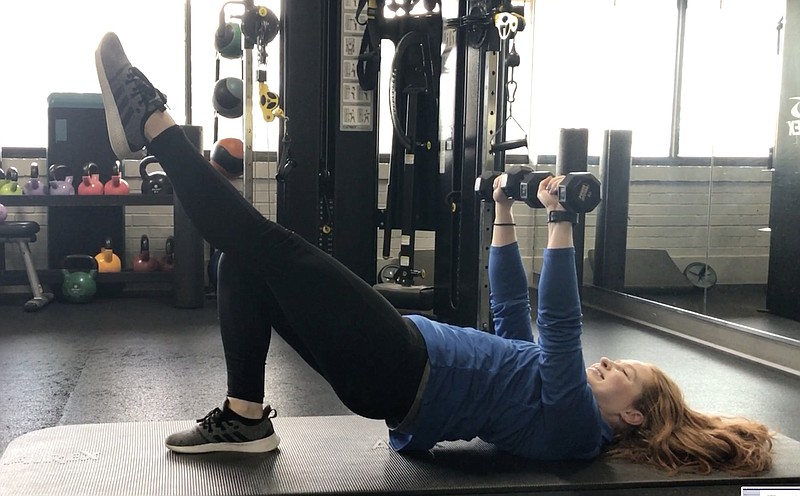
0,167,23,195
61,255,98,303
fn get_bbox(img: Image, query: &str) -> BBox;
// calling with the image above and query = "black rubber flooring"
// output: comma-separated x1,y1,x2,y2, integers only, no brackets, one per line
2,293,799,458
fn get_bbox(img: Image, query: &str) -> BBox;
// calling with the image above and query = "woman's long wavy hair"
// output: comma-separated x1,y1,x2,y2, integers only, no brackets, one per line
604,365,774,476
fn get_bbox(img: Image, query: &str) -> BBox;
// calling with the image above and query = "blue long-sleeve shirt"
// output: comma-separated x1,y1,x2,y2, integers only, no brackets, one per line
389,243,613,460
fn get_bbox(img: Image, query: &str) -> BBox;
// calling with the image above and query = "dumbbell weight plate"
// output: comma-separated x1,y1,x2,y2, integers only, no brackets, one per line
558,172,602,213
520,171,555,208
500,165,533,199
474,171,501,202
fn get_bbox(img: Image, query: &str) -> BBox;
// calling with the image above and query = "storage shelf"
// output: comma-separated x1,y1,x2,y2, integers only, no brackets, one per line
0,195,174,207
0,192,205,308
0,269,174,286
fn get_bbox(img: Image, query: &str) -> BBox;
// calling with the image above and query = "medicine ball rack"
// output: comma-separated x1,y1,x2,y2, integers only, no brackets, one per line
0,194,204,308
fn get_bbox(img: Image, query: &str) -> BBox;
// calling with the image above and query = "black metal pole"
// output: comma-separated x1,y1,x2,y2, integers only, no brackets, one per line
556,128,589,287
593,129,632,291
670,0,688,157
185,0,193,125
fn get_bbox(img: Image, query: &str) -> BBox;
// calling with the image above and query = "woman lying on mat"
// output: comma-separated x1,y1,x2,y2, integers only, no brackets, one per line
94,32,773,476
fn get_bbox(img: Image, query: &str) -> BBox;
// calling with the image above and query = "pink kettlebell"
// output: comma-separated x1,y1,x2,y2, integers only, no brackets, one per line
104,161,130,195
78,163,104,196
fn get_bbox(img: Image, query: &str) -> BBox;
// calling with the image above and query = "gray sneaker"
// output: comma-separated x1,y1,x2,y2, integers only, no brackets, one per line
95,32,167,159
165,402,280,454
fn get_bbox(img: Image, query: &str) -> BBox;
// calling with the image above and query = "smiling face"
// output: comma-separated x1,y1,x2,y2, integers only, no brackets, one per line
586,357,655,429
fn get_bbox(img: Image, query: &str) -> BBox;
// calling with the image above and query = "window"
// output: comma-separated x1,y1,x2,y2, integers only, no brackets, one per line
527,0,677,157
679,0,784,157
0,1,185,149
0,1,785,159
0,1,282,152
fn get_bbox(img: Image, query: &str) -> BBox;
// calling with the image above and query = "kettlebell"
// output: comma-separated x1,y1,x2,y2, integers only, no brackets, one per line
104,161,130,195
159,236,175,272
78,162,104,195
0,202,7,223
61,255,98,303
95,237,122,273
133,234,160,272
49,164,75,196
22,163,47,195
0,167,7,191
140,156,173,195
0,167,22,195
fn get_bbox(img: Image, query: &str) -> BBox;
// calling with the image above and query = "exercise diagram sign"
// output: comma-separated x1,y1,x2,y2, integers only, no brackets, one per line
340,0,374,132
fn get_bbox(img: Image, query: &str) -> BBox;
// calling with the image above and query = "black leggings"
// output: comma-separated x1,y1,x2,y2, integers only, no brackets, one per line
147,126,428,421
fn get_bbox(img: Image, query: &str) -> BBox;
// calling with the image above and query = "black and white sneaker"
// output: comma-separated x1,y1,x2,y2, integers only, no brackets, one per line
165,401,280,454
95,32,167,159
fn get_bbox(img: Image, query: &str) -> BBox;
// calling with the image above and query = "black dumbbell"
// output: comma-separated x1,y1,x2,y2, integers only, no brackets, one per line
502,166,554,209
474,166,541,204
474,165,550,208
556,172,602,214
474,166,601,213
474,170,501,202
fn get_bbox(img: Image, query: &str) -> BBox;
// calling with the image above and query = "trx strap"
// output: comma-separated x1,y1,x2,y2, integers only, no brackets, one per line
356,0,381,91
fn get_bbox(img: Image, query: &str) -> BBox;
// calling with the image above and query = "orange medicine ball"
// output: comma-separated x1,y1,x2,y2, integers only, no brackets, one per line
210,138,245,179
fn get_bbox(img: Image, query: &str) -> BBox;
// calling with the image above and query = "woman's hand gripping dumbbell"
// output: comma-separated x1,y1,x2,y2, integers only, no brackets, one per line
475,166,601,213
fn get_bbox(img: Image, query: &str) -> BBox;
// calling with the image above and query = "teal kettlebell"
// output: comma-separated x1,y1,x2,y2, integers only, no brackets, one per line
61,255,98,303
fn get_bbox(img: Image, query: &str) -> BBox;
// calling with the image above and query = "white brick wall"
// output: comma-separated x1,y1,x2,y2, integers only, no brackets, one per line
1,157,773,287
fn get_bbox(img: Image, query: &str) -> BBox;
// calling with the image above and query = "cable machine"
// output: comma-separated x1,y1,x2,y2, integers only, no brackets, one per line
279,0,526,328
433,0,527,328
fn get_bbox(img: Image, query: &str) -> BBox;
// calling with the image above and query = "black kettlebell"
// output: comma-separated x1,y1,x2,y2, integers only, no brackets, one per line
139,156,173,195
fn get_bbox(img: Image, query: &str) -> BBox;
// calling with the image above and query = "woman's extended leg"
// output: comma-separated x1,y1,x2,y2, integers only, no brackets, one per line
217,252,273,408
146,117,427,423
217,252,325,408
96,32,427,422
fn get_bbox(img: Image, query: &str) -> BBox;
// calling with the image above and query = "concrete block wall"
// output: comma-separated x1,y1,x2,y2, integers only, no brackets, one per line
375,161,772,286
521,163,772,285
1,156,773,289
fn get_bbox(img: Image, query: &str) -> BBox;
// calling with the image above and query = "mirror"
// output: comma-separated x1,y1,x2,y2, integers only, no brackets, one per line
525,0,799,342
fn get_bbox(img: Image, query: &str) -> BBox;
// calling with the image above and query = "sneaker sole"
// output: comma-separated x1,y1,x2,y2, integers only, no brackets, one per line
94,41,143,160
165,433,280,454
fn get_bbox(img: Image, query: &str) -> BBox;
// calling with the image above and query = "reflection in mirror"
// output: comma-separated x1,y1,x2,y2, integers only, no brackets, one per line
527,0,798,341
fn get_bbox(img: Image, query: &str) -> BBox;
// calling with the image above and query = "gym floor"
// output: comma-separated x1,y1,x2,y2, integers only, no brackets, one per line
633,284,800,340
2,291,800,458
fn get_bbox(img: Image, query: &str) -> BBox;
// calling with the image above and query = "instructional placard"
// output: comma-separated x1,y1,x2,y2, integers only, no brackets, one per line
340,0,374,132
